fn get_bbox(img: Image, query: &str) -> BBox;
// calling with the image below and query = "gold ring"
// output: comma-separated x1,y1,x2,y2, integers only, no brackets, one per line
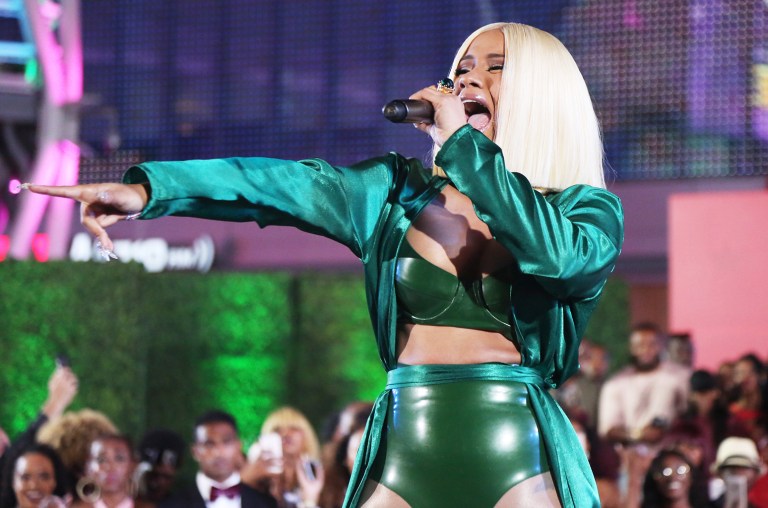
436,78,454,94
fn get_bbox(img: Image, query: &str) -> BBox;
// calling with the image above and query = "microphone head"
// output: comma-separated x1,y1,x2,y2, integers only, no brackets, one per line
382,100,409,122
381,99,435,123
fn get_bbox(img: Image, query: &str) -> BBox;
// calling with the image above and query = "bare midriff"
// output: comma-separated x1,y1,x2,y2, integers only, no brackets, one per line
396,324,522,365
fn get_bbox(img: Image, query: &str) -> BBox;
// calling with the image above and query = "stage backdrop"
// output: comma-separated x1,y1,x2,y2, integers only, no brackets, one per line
0,261,385,445
669,190,768,370
0,261,629,445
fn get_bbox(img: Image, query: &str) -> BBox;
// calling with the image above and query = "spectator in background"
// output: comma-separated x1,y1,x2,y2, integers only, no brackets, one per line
0,428,9,456
135,428,186,505
666,333,694,369
556,339,610,433
71,434,151,508
728,354,768,443
36,408,118,488
244,407,324,508
718,361,738,402
159,410,276,508
0,443,71,508
319,402,372,466
598,322,691,508
640,448,709,508
0,364,78,478
710,437,764,508
318,403,371,508
666,369,728,473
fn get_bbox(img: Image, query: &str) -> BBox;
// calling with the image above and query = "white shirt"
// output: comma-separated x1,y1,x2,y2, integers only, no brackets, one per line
598,361,690,438
196,471,242,508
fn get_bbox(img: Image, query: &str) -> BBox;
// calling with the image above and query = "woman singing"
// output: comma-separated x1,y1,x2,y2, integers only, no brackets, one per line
26,22,623,508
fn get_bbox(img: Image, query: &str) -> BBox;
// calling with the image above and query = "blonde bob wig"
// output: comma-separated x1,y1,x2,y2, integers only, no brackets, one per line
443,23,606,190
260,406,321,460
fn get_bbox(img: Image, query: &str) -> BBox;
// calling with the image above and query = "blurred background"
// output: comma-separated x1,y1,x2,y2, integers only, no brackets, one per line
1,0,766,443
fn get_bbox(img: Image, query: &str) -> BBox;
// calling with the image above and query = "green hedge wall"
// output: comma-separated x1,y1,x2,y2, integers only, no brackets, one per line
0,261,627,446
0,261,384,445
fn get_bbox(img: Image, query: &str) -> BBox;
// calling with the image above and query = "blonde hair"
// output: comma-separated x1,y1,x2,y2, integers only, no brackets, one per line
260,406,320,460
36,408,118,478
443,23,605,190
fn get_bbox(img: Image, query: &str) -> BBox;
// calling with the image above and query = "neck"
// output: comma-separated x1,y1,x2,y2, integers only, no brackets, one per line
97,492,131,508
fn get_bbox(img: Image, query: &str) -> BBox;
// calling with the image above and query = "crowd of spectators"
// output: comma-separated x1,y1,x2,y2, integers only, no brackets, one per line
556,323,768,508
0,365,371,508
2,326,767,508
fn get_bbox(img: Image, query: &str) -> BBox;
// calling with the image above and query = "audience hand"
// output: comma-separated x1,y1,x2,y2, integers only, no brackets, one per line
241,453,284,487
295,456,324,508
42,366,79,420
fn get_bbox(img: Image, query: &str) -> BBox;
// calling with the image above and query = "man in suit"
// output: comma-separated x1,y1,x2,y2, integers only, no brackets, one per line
160,410,277,508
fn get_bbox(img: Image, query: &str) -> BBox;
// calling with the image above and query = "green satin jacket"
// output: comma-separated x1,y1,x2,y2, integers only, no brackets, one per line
124,125,624,507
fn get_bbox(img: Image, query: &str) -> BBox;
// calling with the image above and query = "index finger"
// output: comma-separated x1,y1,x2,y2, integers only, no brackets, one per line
25,184,90,201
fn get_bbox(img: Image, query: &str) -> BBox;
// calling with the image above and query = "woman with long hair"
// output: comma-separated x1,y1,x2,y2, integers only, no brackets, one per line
243,407,323,508
0,444,70,508
27,21,623,507
640,448,709,508
72,434,151,508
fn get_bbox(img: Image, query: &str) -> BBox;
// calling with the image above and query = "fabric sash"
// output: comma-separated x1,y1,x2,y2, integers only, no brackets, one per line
342,363,599,508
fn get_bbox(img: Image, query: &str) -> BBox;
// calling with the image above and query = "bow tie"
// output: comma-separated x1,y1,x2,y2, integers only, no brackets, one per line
210,484,241,502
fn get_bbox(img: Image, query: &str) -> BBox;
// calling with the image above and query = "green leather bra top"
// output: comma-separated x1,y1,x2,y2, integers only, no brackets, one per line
395,240,515,338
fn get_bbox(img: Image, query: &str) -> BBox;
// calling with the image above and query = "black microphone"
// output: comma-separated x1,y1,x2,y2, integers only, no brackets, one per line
382,100,434,123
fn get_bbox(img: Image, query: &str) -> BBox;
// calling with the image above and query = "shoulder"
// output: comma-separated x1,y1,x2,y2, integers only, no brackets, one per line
240,483,278,508
657,362,692,381
157,485,204,508
603,367,635,387
548,184,624,244
547,184,623,217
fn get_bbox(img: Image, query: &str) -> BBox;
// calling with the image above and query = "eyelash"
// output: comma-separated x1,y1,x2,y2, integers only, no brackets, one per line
454,65,504,76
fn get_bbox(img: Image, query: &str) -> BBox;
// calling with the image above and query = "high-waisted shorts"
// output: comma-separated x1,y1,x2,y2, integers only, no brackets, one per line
367,378,550,507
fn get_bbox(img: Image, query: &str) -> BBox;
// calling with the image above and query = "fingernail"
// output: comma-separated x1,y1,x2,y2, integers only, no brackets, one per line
17,182,32,191
95,241,119,261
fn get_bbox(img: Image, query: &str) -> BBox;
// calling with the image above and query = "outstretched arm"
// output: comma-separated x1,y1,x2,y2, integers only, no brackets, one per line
25,182,150,253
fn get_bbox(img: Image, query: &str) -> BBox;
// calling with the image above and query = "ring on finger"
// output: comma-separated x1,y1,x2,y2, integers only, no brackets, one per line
436,77,455,94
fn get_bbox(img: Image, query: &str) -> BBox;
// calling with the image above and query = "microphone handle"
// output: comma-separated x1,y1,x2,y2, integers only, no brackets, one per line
382,100,434,123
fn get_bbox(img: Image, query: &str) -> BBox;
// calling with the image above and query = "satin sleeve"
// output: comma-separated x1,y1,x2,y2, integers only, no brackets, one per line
434,125,624,300
122,154,402,259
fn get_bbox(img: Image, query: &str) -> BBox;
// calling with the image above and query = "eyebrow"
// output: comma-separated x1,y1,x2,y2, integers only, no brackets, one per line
459,53,505,62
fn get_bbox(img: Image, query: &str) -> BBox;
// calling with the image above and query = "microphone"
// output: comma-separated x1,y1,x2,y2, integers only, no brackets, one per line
382,100,434,123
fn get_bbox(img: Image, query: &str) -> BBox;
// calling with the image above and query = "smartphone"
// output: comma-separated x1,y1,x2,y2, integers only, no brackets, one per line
302,458,319,481
55,353,70,368
723,474,748,508
259,432,283,474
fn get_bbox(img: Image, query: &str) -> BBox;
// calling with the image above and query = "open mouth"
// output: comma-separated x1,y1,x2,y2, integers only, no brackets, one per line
463,100,492,132
23,490,45,503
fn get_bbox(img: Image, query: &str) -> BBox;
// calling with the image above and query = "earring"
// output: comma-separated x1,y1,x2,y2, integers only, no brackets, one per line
76,476,101,504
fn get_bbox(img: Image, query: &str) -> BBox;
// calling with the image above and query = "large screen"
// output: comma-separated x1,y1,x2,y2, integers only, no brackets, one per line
58,0,768,184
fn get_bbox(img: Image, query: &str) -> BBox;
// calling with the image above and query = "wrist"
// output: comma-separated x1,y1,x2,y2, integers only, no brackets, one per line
298,502,319,508
41,399,64,419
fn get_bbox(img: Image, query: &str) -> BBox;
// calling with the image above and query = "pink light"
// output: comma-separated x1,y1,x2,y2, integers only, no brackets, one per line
0,235,9,261
46,139,80,258
8,178,22,195
32,233,49,262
